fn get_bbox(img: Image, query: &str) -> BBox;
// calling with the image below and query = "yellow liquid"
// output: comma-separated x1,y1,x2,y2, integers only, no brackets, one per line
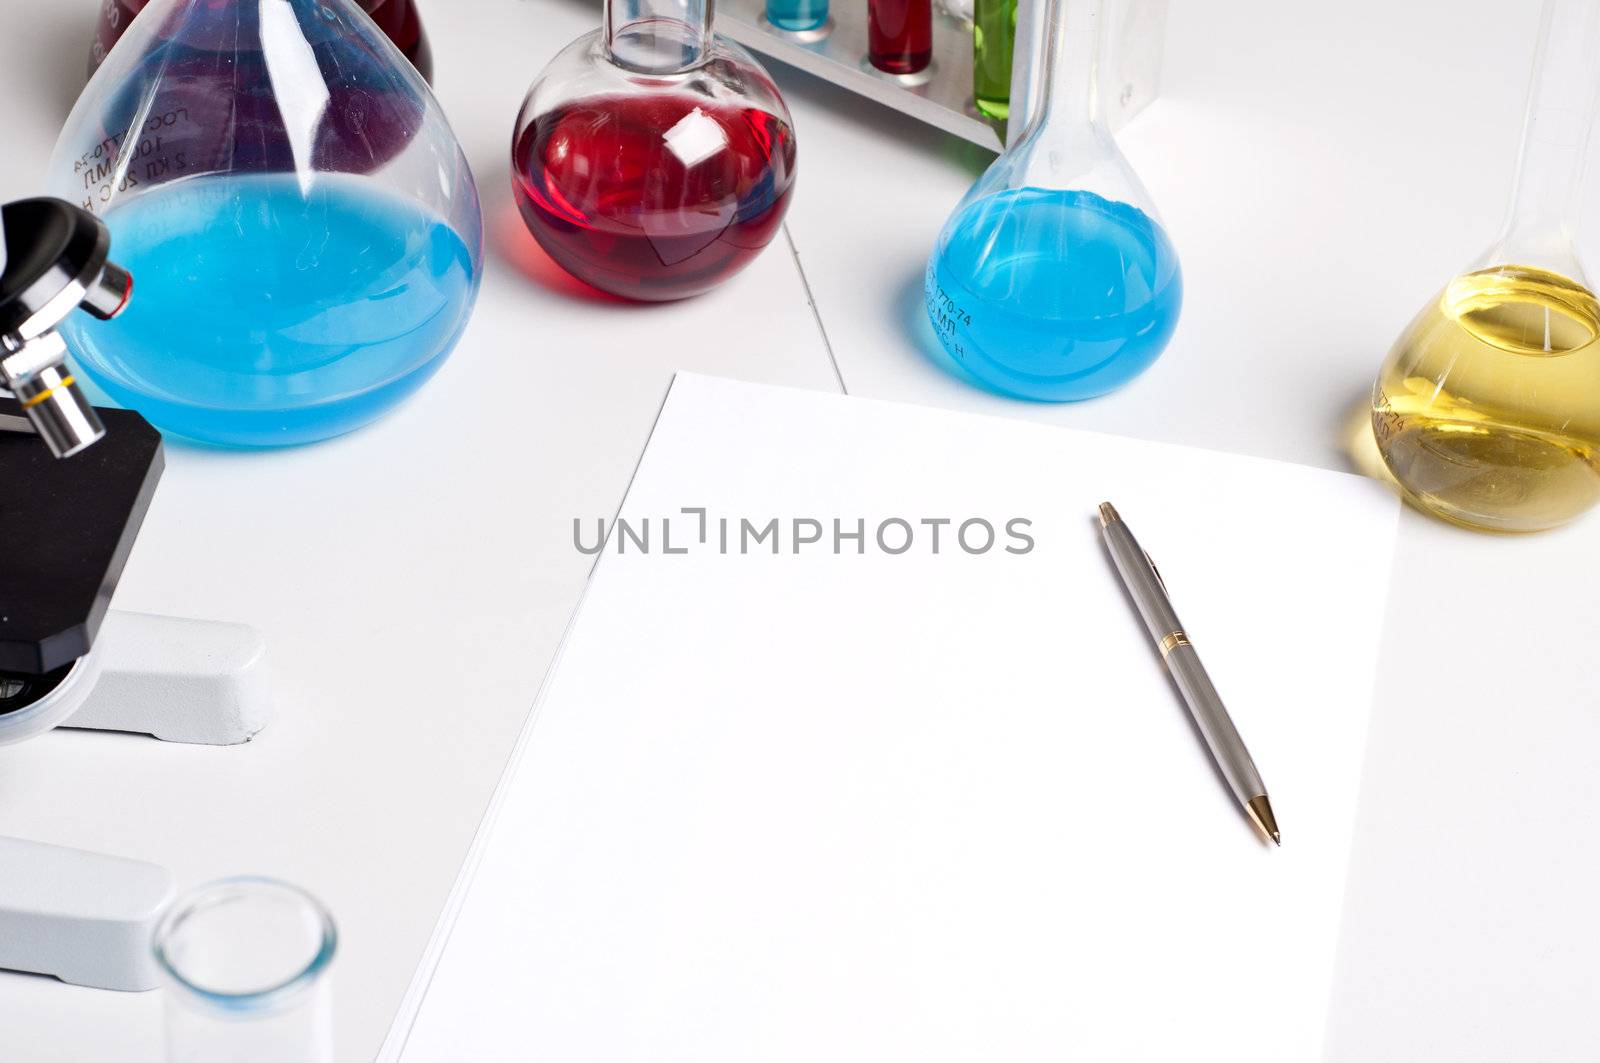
1372,265,1600,532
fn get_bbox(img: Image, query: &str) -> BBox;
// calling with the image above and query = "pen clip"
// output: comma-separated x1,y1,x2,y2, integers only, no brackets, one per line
1144,550,1168,595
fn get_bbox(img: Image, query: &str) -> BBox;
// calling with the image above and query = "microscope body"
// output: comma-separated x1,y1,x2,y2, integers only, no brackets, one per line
2,196,273,747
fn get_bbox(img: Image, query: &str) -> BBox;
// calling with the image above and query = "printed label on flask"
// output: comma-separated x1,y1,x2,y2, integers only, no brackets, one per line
924,260,974,361
71,107,198,212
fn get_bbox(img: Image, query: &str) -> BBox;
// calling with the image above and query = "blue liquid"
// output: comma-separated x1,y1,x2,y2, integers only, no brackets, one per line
767,0,829,31
925,188,1182,401
62,173,479,447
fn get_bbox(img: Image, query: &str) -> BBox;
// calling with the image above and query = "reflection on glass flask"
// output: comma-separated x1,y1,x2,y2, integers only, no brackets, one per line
941,0,974,25
511,0,797,301
925,0,1181,401
86,0,425,185
90,0,434,83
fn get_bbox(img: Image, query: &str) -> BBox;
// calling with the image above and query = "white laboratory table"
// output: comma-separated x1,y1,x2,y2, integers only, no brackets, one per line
2,0,1597,1060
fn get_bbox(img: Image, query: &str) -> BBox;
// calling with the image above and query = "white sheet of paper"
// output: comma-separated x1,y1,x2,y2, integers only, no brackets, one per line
388,374,1400,1063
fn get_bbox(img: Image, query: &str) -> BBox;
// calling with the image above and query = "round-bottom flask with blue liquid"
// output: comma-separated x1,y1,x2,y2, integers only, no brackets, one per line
926,0,1181,401
51,0,483,448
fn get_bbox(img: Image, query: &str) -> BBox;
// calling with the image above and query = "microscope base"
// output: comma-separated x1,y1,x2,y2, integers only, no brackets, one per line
0,836,174,991
64,611,272,745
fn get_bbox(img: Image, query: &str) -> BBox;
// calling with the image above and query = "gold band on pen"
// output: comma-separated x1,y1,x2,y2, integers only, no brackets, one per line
1159,631,1190,656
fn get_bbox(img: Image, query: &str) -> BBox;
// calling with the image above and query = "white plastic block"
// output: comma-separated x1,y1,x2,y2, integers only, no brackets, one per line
0,836,174,991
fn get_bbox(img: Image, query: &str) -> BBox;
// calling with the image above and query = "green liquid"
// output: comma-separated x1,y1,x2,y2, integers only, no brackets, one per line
973,0,1015,122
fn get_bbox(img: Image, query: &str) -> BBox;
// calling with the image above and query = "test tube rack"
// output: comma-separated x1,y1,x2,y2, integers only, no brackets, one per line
717,0,1169,150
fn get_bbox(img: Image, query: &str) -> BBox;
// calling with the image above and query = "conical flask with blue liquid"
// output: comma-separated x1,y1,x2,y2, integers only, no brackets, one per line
925,0,1180,401
49,0,483,448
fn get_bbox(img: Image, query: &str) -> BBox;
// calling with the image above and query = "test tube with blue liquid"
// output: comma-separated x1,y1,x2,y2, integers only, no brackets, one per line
926,0,1181,400
766,0,828,32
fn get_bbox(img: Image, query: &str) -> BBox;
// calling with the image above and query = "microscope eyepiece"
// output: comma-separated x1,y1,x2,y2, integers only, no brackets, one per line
1,197,130,458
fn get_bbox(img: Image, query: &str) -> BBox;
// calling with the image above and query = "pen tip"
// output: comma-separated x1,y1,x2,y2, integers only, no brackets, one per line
1246,795,1280,847
1098,502,1119,527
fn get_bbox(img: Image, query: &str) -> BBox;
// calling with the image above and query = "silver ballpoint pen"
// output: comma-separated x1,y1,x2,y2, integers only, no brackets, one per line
1097,502,1280,846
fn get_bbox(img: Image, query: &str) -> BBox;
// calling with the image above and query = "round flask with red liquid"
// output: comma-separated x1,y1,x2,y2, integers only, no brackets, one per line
511,0,798,301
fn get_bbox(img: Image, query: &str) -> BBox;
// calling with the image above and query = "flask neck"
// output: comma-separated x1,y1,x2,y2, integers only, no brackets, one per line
1024,0,1107,138
1492,0,1600,270
604,0,714,73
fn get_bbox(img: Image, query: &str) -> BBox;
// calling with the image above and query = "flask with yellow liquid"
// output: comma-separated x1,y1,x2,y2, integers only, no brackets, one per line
1373,0,1600,532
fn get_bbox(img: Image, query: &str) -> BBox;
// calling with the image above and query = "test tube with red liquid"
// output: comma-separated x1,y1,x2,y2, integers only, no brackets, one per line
868,0,933,75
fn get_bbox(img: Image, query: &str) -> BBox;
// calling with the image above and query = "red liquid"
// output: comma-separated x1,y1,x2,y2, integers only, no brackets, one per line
89,0,434,82
512,94,797,302
868,0,932,75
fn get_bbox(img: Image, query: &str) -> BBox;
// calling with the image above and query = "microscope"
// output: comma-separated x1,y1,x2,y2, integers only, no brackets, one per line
1,195,271,746
1,196,272,991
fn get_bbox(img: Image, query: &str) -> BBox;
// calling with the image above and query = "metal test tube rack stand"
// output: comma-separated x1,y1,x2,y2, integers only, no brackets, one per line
718,0,1168,149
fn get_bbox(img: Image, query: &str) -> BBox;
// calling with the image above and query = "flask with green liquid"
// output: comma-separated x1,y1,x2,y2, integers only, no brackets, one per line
1373,0,1600,532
